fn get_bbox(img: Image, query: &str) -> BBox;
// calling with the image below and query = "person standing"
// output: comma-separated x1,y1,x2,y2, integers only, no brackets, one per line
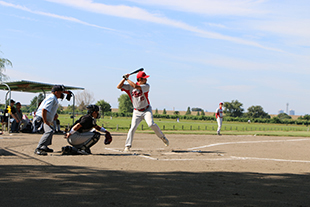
117,71,169,152
215,102,224,135
34,85,68,155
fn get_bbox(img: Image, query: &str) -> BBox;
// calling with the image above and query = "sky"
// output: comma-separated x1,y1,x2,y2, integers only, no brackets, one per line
0,0,309,115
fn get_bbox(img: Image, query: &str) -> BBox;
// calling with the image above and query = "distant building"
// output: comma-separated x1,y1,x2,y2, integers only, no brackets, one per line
278,109,284,114
289,110,295,115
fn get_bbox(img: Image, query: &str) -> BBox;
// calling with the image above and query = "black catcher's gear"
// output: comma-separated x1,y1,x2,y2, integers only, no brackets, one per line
86,104,100,118
104,132,112,145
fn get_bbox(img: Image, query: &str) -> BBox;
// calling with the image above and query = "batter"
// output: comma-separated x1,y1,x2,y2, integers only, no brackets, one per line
117,71,169,152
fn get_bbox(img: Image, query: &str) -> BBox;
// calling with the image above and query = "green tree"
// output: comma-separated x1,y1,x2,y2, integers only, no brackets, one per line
57,104,64,114
118,94,132,113
173,111,180,115
223,100,244,117
192,107,203,112
96,99,111,115
28,93,44,112
277,113,292,120
155,108,159,114
64,105,74,114
246,105,270,119
163,108,167,114
185,107,191,115
0,50,12,82
298,114,310,120
196,111,200,116
201,110,205,116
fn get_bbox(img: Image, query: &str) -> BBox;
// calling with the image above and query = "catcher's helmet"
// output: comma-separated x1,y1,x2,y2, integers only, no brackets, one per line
86,104,100,115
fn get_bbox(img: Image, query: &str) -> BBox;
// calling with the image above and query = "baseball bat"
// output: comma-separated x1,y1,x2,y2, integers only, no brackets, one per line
129,68,144,75
123,68,144,79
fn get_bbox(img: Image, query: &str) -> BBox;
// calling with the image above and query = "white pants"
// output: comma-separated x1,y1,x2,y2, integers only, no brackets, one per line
125,106,164,147
217,117,222,133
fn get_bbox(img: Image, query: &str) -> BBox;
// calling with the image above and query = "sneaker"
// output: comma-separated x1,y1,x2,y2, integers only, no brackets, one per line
161,136,169,146
124,146,131,152
40,147,54,152
34,148,47,156
217,132,222,136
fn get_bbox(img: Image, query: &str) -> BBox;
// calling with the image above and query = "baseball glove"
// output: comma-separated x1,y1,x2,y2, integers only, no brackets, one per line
104,132,112,145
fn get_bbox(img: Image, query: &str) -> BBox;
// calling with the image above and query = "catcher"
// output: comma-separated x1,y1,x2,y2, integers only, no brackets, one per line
62,104,112,155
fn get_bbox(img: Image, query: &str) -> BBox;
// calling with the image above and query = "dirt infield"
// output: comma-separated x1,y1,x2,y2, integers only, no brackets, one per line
1,132,310,207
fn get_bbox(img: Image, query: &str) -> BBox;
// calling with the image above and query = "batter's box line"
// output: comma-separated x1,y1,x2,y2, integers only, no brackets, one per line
105,148,310,163
230,156,310,164
104,147,236,161
104,148,158,160
187,138,310,151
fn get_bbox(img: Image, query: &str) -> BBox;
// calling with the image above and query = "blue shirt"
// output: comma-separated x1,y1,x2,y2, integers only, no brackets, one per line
35,93,59,122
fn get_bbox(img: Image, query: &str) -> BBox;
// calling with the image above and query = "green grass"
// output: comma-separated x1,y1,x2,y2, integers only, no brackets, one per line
56,114,310,137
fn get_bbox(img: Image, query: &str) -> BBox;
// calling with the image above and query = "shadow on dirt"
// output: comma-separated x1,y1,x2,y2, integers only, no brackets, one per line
0,165,309,207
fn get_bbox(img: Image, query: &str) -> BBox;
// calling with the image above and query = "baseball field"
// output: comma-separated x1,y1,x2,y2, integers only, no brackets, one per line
1,130,310,206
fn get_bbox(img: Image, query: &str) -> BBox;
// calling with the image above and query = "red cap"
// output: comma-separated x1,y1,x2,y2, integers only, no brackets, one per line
137,71,150,79
219,102,223,105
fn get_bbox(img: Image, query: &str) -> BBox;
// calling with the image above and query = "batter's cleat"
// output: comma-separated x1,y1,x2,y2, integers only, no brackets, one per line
77,149,90,155
217,132,222,136
124,146,131,152
34,148,47,156
84,148,91,154
161,136,169,146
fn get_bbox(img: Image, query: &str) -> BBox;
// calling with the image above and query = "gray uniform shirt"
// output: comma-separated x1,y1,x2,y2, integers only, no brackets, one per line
121,83,150,110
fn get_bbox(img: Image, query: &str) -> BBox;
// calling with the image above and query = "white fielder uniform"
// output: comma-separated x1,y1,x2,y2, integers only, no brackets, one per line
121,83,164,147
215,107,223,133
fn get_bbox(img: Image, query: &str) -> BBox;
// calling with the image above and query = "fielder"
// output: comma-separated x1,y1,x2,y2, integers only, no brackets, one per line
62,104,112,155
215,102,223,135
117,71,169,152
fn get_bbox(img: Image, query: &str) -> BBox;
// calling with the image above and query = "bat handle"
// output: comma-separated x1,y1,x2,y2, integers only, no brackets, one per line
123,75,128,80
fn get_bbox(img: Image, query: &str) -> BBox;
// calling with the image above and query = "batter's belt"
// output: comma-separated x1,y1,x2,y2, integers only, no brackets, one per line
135,105,149,112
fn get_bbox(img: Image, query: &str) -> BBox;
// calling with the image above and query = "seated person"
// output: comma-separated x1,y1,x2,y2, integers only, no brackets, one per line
11,102,27,132
62,104,111,155
32,101,43,133
3,100,19,133
53,118,63,134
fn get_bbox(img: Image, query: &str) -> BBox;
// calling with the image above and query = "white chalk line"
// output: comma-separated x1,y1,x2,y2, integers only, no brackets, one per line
104,147,310,163
230,156,310,163
187,138,310,150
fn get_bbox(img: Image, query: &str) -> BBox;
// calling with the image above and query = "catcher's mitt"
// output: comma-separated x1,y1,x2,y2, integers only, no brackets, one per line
104,132,112,145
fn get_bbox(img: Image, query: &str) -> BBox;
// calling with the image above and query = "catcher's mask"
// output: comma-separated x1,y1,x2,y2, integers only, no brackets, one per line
87,104,101,119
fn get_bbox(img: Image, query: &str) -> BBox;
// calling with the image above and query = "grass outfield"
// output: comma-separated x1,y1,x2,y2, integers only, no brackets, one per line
57,114,310,137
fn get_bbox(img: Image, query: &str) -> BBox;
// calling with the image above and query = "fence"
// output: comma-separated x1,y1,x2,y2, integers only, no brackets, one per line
102,124,310,132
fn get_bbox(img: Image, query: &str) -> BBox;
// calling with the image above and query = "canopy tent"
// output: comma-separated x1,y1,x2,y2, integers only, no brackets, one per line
0,80,84,131
0,80,84,93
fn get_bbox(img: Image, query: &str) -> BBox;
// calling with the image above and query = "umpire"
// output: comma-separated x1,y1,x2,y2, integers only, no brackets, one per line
34,85,69,155
62,104,112,155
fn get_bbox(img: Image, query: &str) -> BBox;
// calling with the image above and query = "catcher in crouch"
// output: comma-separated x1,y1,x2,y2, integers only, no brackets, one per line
62,104,112,155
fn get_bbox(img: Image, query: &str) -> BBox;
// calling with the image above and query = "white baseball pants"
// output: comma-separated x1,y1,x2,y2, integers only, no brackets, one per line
217,117,222,133
125,106,164,147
